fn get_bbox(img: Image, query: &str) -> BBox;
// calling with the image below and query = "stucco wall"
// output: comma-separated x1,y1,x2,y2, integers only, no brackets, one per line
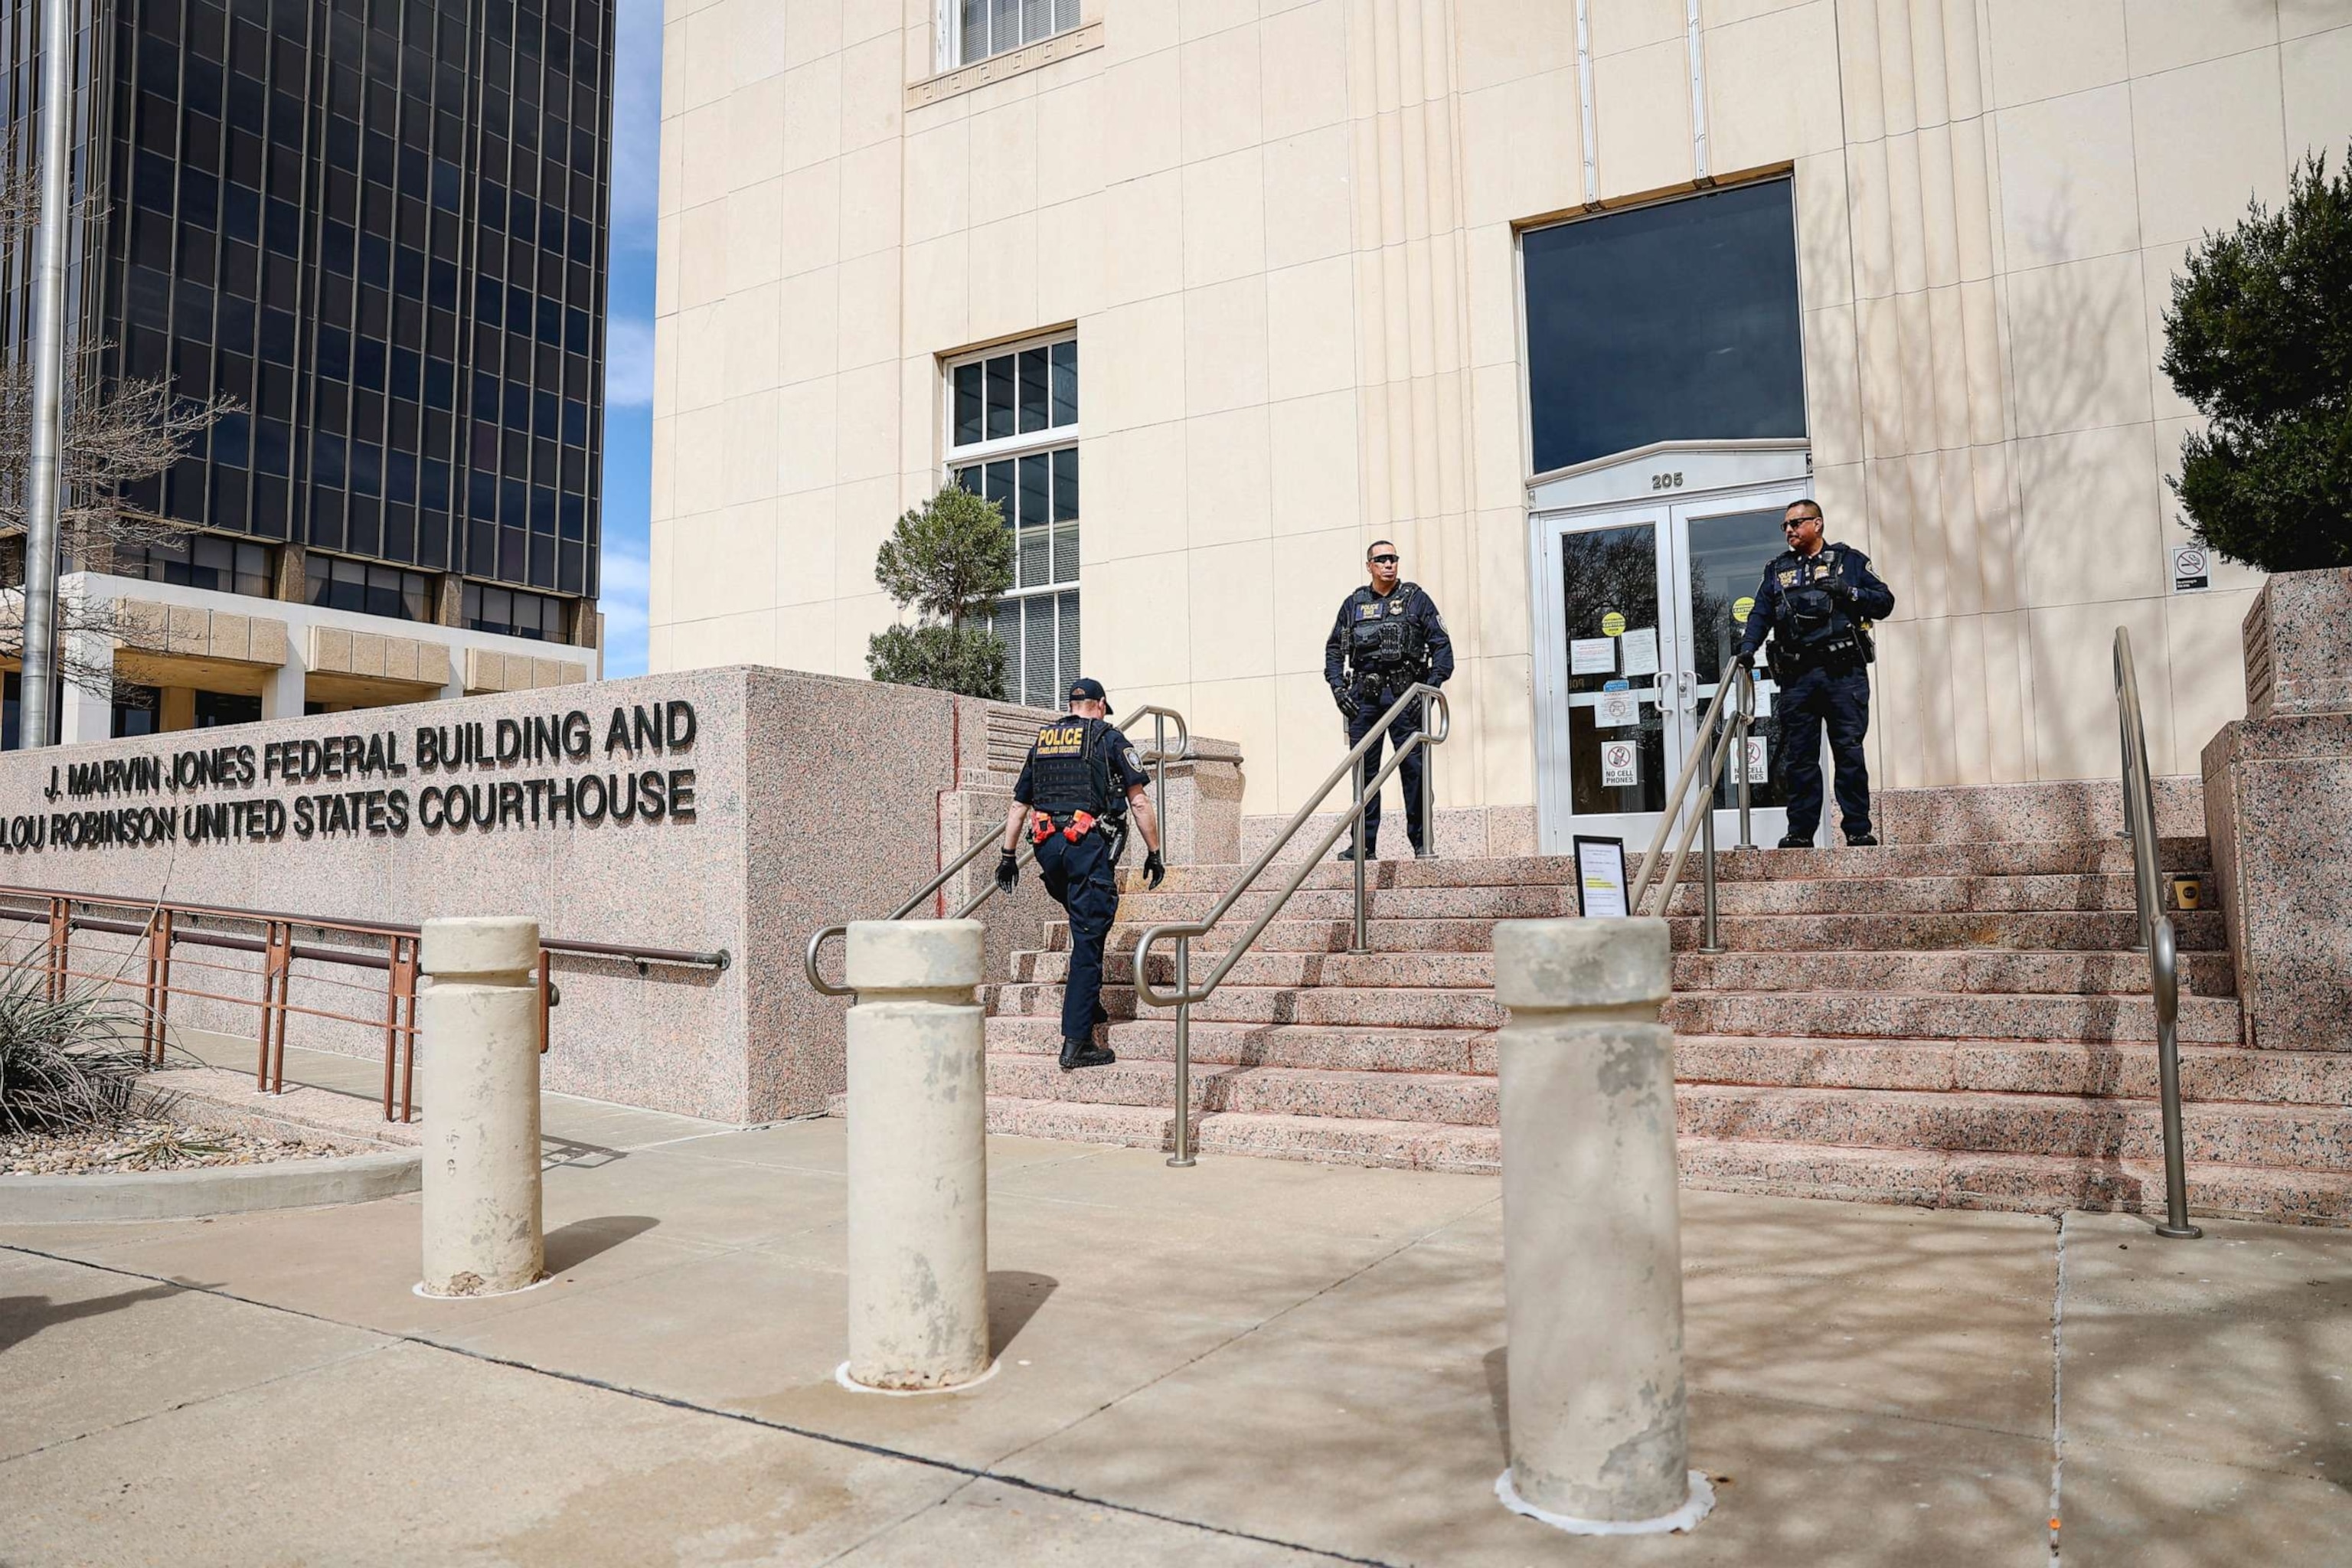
647,0,2352,815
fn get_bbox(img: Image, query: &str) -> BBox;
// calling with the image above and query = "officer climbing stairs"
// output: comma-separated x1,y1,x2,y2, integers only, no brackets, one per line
977,779,2352,1226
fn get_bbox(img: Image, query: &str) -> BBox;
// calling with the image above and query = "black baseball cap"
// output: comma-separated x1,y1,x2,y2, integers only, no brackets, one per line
1068,677,1112,714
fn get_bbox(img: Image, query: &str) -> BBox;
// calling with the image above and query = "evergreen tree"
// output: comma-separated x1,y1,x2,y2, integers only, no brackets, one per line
2161,148,2352,573
865,485,1013,697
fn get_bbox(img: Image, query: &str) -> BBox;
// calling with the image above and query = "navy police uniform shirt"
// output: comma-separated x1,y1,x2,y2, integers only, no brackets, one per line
1011,717,1153,811
1322,582,1455,694
1735,542,1896,661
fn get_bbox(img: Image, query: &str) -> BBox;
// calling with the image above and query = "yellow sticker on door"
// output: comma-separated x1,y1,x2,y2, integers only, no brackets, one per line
1600,610,1627,637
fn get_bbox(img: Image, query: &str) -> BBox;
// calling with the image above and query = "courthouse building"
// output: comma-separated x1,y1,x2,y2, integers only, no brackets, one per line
649,0,2350,851
4,0,614,746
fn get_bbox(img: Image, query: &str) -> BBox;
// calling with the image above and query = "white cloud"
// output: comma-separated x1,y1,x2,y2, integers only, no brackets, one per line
599,537,651,678
608,0,665,249
605,317,655,407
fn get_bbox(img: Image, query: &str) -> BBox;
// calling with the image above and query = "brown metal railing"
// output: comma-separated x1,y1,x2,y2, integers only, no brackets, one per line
0,885,727,1124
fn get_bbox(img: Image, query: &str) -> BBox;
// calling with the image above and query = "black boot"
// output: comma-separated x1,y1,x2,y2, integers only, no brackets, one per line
1336,843,1374,861
1059,1036,1116,1071
1844,831,1879,847
1775,832,1811,848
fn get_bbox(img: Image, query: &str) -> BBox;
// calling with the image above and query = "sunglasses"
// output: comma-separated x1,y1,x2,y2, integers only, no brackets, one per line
1782,518,1818,531
1370,554,1400,566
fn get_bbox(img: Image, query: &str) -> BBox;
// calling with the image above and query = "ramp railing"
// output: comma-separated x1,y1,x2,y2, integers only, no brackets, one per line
2114,627,2200,1240
1133,683,1451,1168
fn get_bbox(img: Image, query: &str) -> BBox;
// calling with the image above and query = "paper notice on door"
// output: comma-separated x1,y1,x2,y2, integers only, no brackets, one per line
1599,739,1640,788
1570,637,1618,676
1742,735,1769,783
1593,691,1642,729
1619,626,1660,678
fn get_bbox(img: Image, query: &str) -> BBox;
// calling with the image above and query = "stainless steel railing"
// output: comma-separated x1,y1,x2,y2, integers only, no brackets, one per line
2115,627,2200,1240
802,706,1191,999
1134,683,1451,1168
1627,668,1759,939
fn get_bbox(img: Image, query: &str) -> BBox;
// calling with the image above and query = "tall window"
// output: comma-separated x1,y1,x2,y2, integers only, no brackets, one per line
946,335,1078,710
951,0,1081,69
1521,178,1805,475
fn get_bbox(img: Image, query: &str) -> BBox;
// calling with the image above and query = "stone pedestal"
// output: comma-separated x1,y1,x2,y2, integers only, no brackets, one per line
842,919,990,1392
2203,569,2352,1051
1491,916,1711,1535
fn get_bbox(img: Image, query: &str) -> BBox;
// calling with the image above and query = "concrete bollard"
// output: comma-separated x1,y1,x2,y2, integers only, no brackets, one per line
1491,916,1712,1535
841,919,991,1393
417,916,545,1298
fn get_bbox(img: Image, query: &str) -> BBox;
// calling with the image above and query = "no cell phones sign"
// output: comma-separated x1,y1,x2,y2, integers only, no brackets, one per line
1600,739,1640,788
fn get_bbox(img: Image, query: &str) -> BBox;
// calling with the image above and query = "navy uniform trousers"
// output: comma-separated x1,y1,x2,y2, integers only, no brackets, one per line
1034,825,1120,1043
1775,662,1874,840
1347,688,1430,853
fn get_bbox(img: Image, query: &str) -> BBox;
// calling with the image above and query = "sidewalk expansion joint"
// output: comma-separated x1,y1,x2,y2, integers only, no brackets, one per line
2048,1213,2066,1565
0,1242,1393,1567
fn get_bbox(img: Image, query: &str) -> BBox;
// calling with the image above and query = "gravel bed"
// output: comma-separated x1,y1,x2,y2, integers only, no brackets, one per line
1,1117,356,1176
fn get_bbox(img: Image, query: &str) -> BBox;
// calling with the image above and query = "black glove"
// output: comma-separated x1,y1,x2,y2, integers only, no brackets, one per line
994,850,1018,893
1142,849,1165,890
1822,576,1856,603
1734,649,1756,670
1333,686,1361,720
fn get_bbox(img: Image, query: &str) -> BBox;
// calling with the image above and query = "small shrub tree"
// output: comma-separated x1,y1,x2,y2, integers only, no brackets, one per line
0,972,149,1135
2160,147,2352,573
866,485,1014,697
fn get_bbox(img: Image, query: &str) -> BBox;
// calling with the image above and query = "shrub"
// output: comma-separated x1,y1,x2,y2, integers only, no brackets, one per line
2160,147,2352,572
866,485,1014,697
0,971,151,1135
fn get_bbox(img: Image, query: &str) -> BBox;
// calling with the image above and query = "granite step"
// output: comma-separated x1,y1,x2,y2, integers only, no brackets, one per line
1661,910,2228,953
988,1015,2350,1108
971,1100,2352,1224
987,1013,1494,1074
1658,871,2148,916
1662,988,2245,1046
986,981,1508,1031
1050,907,2226,958
985,1054,2352,1171
1012,948,1498,990
1139,836,2213,895
1670,948,2236,998
1050,918,1504,956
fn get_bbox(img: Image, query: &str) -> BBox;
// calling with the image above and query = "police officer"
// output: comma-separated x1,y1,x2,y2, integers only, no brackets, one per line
1324,541,1454,860
995,678,1165,1071
1735,498,1896,848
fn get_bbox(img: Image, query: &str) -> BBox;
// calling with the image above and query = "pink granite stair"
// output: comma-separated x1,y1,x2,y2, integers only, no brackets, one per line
956,781,2352,1226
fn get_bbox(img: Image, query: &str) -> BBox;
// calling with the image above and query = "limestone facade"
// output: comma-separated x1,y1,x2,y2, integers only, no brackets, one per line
648,0,2352,818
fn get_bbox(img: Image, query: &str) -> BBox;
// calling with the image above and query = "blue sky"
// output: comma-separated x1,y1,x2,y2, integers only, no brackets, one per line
598,0,662,678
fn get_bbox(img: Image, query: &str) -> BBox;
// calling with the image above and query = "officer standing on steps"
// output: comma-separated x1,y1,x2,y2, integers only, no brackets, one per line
1325,539,1454,861
995,678,1165,1072
1735,498,1896,848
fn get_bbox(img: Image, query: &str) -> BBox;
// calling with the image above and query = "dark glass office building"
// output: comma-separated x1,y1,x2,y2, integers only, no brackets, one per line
3,0,610,639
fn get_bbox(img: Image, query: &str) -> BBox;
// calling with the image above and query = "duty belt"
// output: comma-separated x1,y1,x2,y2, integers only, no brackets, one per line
1030,808,1098,844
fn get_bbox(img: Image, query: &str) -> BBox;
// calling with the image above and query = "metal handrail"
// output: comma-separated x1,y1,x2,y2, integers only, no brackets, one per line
803,831,1043,998
1626,668,1757,933
802,704,1191,998
2115,627,2200,1240
1134,682,1450,1168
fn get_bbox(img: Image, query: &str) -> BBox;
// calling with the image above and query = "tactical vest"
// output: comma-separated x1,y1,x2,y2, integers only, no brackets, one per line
1766,547,1870,676
1027,716,1114,816
1344,583,1431,687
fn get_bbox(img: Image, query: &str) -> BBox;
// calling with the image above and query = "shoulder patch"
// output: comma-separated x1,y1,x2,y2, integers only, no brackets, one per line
1123,746,1143,773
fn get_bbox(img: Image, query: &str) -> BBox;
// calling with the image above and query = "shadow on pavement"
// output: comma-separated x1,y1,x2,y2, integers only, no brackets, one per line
544,1216,660,1273
990,1269,1059,1357
0,1279,196,1354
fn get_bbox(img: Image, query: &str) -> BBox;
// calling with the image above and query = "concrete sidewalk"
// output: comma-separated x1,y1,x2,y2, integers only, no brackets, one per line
5,1112,2348,1566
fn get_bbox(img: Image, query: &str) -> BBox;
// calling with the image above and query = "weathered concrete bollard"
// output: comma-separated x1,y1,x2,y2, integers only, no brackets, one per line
418,916,545,1298
1492,916,1712,1535
842,919,991,1392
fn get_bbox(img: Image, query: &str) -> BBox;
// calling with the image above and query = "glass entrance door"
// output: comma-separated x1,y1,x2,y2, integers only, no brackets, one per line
1534,480,1811,854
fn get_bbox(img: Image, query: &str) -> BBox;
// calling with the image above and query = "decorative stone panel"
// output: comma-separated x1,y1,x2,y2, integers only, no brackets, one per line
306,624,453,687
115,598,290,666
464,647,588,694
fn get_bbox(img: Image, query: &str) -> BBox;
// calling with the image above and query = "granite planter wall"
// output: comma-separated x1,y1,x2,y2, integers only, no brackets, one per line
0,668,1240,1122
2203,570,2352,1052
